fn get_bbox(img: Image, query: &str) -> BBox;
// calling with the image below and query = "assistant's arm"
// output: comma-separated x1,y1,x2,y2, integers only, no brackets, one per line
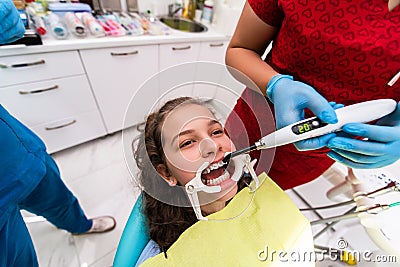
225,1,338,150
225,1,278,93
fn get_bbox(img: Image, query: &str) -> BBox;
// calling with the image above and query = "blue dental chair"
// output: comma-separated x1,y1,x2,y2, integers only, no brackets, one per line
113,193,150,267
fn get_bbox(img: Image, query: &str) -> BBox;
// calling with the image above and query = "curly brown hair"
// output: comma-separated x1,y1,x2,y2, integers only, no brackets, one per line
133,97,249,250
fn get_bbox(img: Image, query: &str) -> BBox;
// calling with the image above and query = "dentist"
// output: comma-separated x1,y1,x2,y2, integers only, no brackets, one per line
0,0,25,44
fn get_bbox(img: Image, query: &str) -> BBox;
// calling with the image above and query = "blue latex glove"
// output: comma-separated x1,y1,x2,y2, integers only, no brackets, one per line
267,74,339,150
327,101,400,169
0,0,25,45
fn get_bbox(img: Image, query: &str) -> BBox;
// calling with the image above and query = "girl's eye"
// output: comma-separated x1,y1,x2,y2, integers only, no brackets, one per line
212,129,224,136
179,139,195,149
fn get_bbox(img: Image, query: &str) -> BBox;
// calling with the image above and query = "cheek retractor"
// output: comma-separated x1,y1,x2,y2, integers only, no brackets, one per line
185,153,259,220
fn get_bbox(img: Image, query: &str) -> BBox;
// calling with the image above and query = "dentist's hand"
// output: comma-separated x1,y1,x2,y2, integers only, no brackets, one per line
267,74,339,150
0,0,25,45
327,101,400,169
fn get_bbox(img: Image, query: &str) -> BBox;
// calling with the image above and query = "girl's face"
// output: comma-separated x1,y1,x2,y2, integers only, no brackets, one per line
160,103,238,204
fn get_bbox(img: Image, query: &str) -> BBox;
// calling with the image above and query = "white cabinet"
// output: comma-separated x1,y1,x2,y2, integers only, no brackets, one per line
159,42,203,101
0,71,106,153
31,110,106,153
1,75,99,126
0,36,231,152
193,40,229,100
198,40,228,64
80,45,159,133
195,40,243,111
0,51,85,87
159,42,201,71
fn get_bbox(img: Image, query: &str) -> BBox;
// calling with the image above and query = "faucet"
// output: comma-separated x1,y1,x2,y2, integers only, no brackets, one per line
168,3,183,17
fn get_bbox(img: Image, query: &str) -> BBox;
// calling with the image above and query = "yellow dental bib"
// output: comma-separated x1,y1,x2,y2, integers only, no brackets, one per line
140,173,314,266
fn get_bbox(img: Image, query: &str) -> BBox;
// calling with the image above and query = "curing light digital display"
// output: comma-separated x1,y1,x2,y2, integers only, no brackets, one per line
291,118,327,135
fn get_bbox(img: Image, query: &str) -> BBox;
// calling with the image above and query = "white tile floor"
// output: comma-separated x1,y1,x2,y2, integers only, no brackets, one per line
24,130,400,266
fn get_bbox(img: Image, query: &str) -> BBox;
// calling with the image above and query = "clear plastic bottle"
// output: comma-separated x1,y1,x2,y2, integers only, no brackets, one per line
201,0,213,23
43,12,68,39
26,6,47,36
80,12,105,37
64,12,86,37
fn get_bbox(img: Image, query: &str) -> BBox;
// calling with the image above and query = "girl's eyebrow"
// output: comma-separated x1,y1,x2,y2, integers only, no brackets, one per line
208,119,220,126
171,129,194,145
171,119,221,145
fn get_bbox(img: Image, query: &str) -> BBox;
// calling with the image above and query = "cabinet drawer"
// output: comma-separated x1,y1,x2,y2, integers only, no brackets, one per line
0,51,85,87
159,42,200,71
0,75,99,127
198,41,228,64
80,45,159,133
32,110,106,154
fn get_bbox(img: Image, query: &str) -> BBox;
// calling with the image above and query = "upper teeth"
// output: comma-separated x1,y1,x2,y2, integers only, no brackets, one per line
202,161,227,174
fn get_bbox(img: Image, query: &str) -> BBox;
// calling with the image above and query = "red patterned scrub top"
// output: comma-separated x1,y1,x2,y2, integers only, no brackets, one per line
225,0,400,189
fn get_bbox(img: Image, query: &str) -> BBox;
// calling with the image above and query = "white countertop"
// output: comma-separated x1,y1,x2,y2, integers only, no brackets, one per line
0,25,230,57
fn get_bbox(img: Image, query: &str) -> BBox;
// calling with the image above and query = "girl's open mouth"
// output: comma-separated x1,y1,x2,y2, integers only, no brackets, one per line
201,159,234,186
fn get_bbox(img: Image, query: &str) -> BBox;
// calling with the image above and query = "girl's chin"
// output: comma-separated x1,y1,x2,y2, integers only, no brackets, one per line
198,178,238,203
218,179,238,201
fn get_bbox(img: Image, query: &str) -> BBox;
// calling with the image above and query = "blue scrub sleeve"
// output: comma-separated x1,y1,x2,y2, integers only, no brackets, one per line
0,0,25,44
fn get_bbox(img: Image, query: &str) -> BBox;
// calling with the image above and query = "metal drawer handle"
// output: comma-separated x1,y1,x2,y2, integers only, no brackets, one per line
45,119,76,131
172,45,191,51
209,43,224,47
110,51,139,56
0,59,46,69
19,85,59,95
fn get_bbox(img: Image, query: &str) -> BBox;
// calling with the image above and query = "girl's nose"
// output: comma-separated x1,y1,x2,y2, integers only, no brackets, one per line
199,138,219,158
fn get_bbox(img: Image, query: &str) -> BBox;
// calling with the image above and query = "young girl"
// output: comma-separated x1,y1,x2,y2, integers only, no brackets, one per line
132,97,313,266
133,97,252,262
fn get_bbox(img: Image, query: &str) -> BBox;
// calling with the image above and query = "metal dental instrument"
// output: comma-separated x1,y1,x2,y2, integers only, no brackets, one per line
300,181,399,211
223,99,397,163
310,202,400,225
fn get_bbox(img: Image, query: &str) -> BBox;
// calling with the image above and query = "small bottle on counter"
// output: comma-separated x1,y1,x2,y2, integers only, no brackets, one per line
182,0,196,19
26,6,47,36
188,0,196,20
201,0,213,24
64,12,86,37
43,12,68,39
31,15,47,36
80,12,105,37
175,0,183,17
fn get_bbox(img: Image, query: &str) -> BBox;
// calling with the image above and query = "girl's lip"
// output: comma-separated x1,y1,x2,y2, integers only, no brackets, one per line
209,151,233,165
219,176,237,191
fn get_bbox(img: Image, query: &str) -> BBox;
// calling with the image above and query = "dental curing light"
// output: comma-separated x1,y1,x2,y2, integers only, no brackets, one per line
223,99,397,163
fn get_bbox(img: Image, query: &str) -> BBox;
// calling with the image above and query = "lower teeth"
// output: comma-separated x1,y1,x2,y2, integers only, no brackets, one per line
203,171,229,186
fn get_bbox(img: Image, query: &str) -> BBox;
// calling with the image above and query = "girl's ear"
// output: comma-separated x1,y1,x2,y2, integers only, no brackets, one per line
156,164,177,187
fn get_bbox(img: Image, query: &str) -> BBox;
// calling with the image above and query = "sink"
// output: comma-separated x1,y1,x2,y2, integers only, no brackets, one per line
159,17,207,33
